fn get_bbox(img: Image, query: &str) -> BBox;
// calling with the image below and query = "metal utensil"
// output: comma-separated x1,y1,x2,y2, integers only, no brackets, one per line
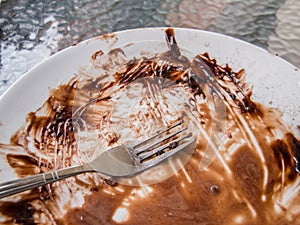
0,120,195,199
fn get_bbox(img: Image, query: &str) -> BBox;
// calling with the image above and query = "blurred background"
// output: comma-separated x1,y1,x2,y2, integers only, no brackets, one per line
0,0,299,96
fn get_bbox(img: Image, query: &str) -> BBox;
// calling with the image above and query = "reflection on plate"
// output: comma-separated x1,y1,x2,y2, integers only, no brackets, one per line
0,27,299,225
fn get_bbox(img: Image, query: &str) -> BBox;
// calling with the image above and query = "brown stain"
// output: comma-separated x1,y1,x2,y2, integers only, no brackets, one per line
91,50,104,61
6,154,39,177
0,201,35,225
286,133,300,173
102,33,115,39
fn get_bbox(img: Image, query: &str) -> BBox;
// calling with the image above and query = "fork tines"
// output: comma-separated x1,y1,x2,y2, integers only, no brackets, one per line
131,120,195,165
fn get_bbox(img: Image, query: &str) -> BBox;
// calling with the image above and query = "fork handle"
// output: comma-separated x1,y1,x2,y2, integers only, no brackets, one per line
0,164,92,199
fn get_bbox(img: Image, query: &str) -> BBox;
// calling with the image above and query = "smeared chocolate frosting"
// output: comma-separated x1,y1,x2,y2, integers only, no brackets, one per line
0,28,299,225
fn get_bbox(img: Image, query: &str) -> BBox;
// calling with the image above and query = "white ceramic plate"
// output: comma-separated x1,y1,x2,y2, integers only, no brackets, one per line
0,27,299,223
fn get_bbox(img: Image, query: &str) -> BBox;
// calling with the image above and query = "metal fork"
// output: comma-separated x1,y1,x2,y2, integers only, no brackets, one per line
0,121,195,199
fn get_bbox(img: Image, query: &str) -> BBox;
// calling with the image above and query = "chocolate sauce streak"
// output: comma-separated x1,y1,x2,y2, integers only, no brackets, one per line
0,28,300,225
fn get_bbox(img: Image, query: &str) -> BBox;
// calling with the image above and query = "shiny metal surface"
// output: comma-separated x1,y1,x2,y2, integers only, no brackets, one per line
0,0,299,95
0,121,194,199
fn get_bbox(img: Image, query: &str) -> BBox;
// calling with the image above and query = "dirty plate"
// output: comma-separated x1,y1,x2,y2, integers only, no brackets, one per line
0,28,299,224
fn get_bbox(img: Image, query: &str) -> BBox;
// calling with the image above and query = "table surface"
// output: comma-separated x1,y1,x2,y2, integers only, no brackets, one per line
1,0,300,96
